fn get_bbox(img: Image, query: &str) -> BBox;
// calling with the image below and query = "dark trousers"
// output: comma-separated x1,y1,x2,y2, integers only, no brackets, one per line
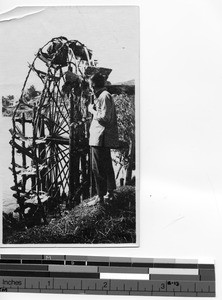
91,146,116,197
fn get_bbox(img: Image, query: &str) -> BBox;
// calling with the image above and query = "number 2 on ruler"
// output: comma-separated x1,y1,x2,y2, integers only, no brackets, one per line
103,281,108,289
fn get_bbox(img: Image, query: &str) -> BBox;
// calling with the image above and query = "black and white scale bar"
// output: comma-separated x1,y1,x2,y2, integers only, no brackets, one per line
0,255,215,297
0,267,215,281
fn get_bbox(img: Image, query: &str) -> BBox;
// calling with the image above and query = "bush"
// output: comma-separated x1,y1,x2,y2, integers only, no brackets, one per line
114,94,135,184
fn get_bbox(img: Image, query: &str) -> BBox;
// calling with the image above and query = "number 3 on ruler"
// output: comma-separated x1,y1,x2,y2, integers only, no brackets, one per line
160,283,165,289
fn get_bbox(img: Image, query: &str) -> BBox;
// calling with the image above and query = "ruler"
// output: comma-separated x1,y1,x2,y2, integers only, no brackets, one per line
0,254,215,297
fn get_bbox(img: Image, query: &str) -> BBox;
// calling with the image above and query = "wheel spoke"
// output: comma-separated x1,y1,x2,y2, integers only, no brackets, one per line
54,101,69,134
54,81,62,127
55,145,69,191
59,143,69,149
41,115,69,135
40,155,62,179
33,81,52,129
54,79,70,116
57,154,70,192
54,106,70,135
50,94,69,127
48,159,69,192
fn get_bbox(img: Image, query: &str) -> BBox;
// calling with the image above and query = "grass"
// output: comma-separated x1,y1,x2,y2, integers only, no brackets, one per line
3,186,136,244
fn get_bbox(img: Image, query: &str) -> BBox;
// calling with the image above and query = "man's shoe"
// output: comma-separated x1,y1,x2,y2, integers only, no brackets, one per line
86,195,104,206
97,195,105,205
104,192,114,201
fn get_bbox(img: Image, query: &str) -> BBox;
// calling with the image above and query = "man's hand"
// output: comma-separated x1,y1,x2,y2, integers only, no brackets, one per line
88,103,96,114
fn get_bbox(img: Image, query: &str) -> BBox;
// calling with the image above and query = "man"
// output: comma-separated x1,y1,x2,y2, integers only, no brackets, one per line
88,73,119,204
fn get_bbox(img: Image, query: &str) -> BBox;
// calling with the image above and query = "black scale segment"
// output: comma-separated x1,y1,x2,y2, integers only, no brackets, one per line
0,270,100,279
110,262,132,267
49,272,99,278
0,264,48,271
132,263,154,268
42,260,64,265
66,261,86,265
0,270,49,277
198,264,215,269
0,260,21,264
87,261,109,266
22,260,42,264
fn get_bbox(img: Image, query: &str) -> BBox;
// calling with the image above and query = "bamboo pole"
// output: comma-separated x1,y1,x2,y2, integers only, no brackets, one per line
21,112,27,192
68,93,75,206
39,115,46,191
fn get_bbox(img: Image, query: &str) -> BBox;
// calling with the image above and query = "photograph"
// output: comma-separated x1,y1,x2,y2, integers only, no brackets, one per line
1,0,222,299
0,6,139,246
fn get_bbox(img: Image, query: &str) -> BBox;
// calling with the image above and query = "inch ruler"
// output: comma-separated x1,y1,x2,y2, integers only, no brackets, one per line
0,254,215,297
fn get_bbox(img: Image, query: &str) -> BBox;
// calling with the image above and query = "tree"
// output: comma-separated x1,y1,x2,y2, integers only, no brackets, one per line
2,95,14,107
24,85,40,101
2,95,15,116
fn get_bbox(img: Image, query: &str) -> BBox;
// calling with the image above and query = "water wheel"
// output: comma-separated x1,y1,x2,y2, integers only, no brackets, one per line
9,36,112,224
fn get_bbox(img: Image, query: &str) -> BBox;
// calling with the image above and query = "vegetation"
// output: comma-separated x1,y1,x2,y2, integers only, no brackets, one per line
2,95,14,117
24,85,40,102
3,186,136,244
2,85,40,117
114,93,135,184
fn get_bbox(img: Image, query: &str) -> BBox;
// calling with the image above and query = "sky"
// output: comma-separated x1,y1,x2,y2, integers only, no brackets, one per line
0,6,139,98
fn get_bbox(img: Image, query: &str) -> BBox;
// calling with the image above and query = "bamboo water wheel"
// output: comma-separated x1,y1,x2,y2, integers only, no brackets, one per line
9,36,112,224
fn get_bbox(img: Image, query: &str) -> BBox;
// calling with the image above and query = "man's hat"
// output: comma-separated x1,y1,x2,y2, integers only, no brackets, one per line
84,67,112,80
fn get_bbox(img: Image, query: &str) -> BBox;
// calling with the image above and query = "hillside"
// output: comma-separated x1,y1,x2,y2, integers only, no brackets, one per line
3,186,136,244
114,79,135,86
